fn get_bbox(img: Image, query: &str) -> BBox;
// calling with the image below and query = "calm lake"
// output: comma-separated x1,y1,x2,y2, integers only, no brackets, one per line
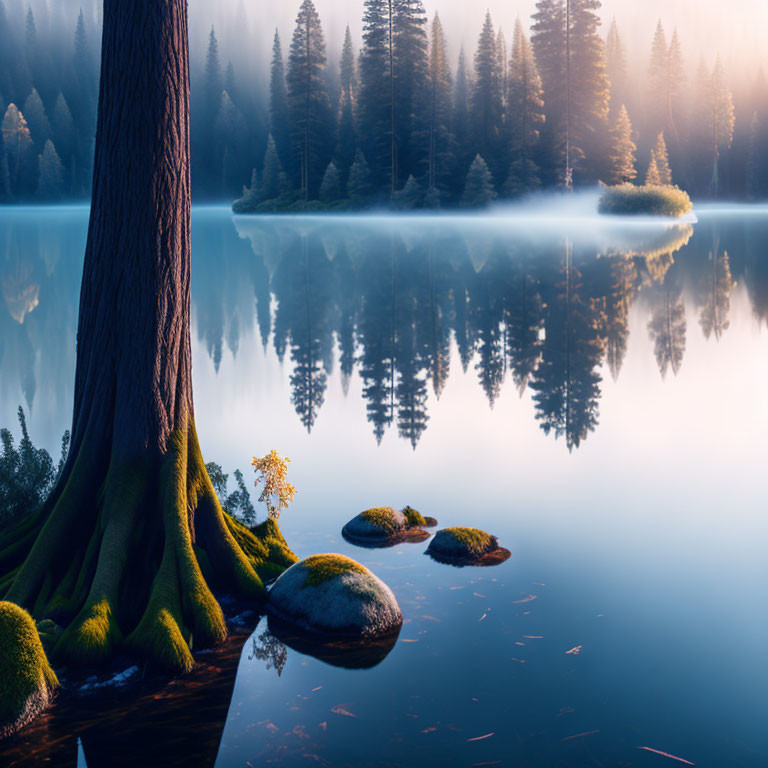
0,203,767,767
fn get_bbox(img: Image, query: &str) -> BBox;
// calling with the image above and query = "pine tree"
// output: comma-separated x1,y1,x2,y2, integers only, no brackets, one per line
462,155,497,207
392,0,429,187
336,26,357,175
2,103,33,185
204,27,223,117
605,19,627,116
340,25,357,96
269,31,291,171
319,160,342,203
260,133,290,201
358,0,391,191
51,92,75,161
347,148,372,203
652,131,672,185
287,0,333,200
452,48,473,191
497,28,508,110
505,19,544,195
645,152,661,185
22,88,50,148
532,0,609,186
215,90,248,195
427,13,453,194
607,104,636,184
569,0,610,180
665,30,685,143
647,19,668,130
394,174,423,209
36,138,64,199
708,58,735,198
472,12,503,182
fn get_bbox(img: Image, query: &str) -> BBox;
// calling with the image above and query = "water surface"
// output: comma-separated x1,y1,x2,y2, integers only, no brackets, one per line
0,205,766,767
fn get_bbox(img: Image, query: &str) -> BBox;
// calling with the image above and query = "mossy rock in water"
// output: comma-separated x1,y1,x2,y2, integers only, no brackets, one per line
0,602,58,739
426,527,511,567
267,554,402,639
342,506,437,547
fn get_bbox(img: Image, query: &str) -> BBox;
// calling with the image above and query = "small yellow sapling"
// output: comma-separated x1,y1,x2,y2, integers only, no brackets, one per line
251,450,296,520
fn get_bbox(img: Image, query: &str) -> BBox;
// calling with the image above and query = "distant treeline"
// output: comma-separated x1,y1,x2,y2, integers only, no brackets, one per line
2,0,768,206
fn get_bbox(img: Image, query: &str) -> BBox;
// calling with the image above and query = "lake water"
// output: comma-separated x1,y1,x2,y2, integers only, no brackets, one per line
0,204,767,767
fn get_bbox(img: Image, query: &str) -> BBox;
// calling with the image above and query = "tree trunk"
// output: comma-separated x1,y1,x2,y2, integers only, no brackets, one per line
0,1,295,674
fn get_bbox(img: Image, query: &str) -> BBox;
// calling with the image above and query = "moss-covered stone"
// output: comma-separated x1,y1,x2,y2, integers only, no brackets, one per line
267,554,402,638
301,554,367,587
342,506,436,547
426,527,510,566
0,601,58,739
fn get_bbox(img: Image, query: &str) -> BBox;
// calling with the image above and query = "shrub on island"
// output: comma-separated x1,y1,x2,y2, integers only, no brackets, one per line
598,184,693,218
267,554,402,639
426,527,510,567
342,506,437,547
0,602,58,739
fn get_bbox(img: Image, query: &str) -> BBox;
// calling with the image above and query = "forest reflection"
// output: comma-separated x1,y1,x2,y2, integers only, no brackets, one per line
3,210,768,453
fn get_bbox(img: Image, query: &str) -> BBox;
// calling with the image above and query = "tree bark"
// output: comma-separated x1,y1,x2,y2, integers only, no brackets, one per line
0,1,295,674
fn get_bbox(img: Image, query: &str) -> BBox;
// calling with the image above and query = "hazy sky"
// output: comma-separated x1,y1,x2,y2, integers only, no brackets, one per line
189,0,768,79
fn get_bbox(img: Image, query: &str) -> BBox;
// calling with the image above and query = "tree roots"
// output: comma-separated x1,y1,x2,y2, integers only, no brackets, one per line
0,417,296,673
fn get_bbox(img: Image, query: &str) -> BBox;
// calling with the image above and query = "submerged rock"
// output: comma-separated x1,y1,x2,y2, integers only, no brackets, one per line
267,554,402,639
426,527,510,567
0,602,58,739
342,506,437,547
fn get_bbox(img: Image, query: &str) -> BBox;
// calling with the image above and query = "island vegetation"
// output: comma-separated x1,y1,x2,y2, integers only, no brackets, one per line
599,184,693,217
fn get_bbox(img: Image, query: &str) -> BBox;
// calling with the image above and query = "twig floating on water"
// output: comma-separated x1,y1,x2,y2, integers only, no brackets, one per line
637,747,695,765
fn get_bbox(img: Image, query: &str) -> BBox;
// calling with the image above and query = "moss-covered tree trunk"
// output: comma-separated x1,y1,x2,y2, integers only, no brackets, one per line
0,1,294,673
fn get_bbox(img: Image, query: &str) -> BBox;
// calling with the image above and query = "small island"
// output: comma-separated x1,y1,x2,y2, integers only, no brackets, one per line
599,183,693,218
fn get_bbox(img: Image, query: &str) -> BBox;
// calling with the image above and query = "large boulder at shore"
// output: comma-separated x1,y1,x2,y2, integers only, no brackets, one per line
267,554,402,638
426,527,510,567
342,506,437,547
0,602,58,739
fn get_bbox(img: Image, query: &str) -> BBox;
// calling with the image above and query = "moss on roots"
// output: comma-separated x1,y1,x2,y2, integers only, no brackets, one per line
0,602,58,738
0,417,297,675
301,554,368,587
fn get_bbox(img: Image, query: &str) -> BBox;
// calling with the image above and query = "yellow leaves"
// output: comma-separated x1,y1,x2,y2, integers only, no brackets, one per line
251,450,296,520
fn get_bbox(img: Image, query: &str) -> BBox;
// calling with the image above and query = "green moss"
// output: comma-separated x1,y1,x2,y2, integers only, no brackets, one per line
301,554,367,588
359,507,401,535
0,601,58,737
598,184,693,217
442,527,495,556
402,506,426,528
226,516,297,581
